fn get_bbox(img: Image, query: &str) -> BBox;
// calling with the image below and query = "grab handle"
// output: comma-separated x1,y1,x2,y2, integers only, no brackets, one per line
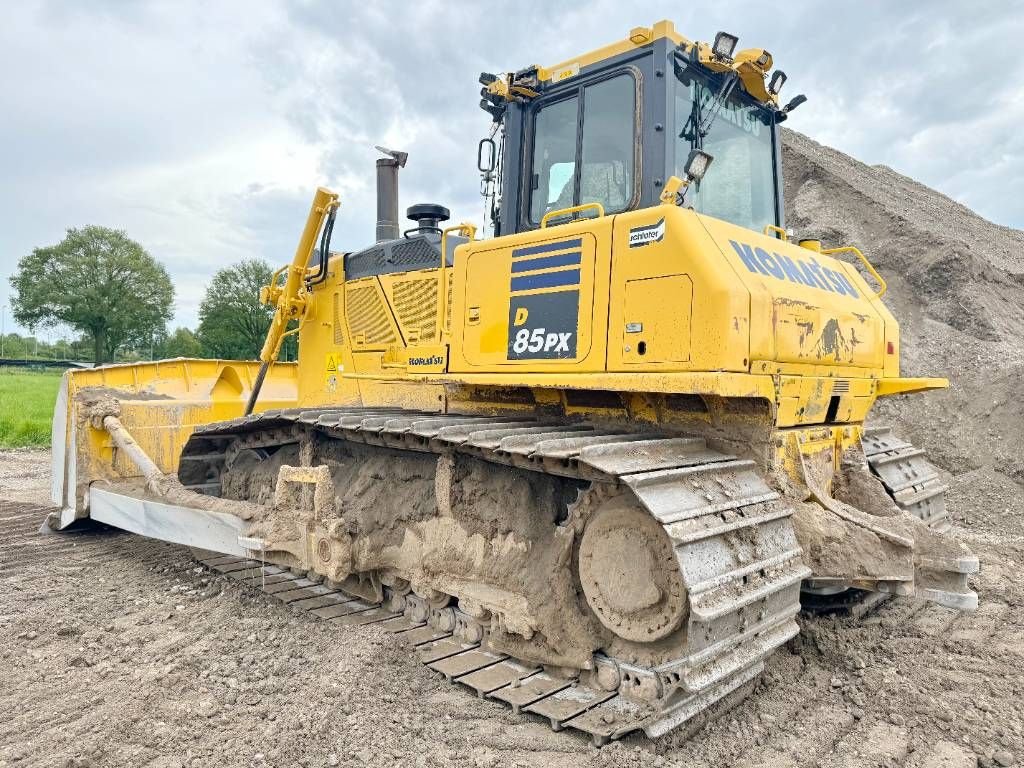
541,202,605,228
822,246,887,297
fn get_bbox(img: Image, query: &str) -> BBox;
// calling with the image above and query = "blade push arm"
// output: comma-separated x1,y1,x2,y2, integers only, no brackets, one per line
246,186,340,414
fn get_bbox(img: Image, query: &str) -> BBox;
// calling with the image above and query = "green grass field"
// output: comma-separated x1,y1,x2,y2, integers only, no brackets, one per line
0,368,62,448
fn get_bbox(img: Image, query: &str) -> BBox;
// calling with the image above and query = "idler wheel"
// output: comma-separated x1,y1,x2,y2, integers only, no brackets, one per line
577,496,687,642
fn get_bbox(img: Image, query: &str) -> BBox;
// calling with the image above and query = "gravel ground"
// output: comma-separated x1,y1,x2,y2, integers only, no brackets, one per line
0,448,1021,768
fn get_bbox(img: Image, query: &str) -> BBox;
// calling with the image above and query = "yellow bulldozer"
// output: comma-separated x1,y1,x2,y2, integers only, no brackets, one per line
49,20,976,743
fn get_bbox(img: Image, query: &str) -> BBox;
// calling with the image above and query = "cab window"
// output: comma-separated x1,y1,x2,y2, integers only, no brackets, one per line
529,73,637,224
674,67,777,232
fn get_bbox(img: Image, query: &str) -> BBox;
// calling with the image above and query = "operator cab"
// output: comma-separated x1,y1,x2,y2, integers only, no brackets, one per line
480,21,804,237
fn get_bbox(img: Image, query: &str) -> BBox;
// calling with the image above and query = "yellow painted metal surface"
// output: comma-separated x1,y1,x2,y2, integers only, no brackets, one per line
606,208,748,372
774,423,865,495
536,20,687,82
875,377,947,396
258,187,339,365
283,200,945,429
453,216,612,370
58,359,298,509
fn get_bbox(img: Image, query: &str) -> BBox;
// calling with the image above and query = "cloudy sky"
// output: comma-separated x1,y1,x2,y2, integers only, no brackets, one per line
2,0,1022,337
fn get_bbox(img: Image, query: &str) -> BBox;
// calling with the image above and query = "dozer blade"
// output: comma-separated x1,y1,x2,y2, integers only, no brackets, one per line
789,429,978,611
50,359,298,531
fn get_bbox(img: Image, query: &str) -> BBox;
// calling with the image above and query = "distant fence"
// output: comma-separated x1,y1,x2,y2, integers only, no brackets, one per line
0,359,93,370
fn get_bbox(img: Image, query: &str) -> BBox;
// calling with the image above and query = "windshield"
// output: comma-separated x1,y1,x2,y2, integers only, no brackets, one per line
674,67,778,232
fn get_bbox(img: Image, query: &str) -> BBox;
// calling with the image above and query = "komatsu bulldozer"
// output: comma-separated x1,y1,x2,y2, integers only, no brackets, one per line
50,20,976,743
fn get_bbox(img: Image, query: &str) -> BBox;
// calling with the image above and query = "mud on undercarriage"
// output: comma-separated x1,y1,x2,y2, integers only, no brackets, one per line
172,407,976,742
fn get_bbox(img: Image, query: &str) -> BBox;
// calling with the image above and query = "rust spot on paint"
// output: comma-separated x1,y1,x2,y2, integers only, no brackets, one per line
775,297,815,309
797,320,815,347
814,318,853,360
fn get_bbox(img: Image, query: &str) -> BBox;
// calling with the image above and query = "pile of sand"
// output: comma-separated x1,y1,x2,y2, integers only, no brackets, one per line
783,130,1024,491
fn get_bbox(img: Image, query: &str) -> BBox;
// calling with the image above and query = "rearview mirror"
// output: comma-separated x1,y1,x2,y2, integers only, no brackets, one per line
477,138,497,173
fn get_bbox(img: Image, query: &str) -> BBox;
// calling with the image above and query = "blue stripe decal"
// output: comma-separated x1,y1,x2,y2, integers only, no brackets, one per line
511,252,581,274
511,238,583,258
510,269,581,292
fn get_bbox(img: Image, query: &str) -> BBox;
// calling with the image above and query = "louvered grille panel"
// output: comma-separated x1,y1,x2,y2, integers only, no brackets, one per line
390,238,438,267
346,283,396,345
393,277,438,340
332,291,345,345
445,279,453,334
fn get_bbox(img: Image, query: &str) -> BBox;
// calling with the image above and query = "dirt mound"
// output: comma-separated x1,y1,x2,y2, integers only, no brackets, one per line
783,129,1024,485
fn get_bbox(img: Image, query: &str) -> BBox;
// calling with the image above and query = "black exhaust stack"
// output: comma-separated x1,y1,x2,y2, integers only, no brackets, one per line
375,145,408,242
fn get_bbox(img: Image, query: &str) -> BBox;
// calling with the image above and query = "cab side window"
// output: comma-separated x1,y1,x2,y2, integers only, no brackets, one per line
529,96,579,223
580,76,634,214
528,73,637,225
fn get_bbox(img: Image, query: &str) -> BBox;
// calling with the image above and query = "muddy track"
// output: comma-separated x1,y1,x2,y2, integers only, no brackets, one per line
864,426,949,531
180,407,809,743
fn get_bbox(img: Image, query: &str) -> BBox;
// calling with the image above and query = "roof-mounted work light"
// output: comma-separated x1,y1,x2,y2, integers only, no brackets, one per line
712,31,739,60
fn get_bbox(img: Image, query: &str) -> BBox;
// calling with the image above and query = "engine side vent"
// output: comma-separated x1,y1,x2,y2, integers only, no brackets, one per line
833,379,850,394
392,276,438,342
346,246,387,278
445,279,453,335
390,237,438,268
332,291,345,345
346,282,397,345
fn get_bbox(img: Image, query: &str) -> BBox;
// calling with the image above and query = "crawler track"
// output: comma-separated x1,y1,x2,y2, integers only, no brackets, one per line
181,407,810,743
801,426,957,617
863,426,949,531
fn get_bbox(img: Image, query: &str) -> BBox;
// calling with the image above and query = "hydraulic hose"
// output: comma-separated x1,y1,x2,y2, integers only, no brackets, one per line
244,359,270,416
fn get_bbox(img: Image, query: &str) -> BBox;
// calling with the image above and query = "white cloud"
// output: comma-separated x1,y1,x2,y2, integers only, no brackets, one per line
1,0,1021,337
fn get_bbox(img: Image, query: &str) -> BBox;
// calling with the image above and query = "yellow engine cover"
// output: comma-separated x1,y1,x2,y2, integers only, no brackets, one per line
291,203,943,429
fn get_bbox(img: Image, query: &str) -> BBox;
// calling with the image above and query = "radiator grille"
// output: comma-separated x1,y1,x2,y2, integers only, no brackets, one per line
390,238,438,267
346,282,396,345
833,380,850,394
445,278,453,334
392,277,439,341
332,291,345,345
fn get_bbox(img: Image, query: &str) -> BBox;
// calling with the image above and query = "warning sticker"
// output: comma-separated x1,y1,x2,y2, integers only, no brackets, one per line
324,353,343,393
325,353,343,373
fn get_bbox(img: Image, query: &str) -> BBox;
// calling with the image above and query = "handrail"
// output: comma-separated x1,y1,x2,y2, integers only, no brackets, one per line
822,245,887,298
438,222,478,338
763,224,788,241
540,202,605,228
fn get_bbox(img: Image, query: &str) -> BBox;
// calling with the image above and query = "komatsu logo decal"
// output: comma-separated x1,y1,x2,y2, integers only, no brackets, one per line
729,240,860,298
629,218,665,248
408,355,444,366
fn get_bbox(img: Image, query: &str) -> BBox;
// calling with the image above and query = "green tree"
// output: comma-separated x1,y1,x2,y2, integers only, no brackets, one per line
0,334,28,359
158,327,203,358
197,258,295,360
10,226,174,365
